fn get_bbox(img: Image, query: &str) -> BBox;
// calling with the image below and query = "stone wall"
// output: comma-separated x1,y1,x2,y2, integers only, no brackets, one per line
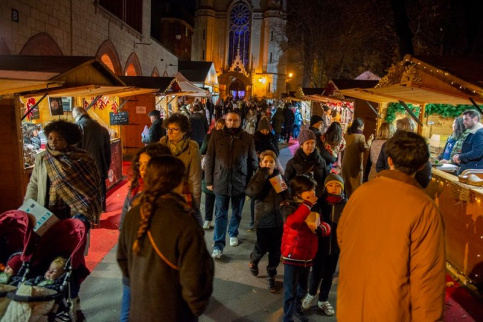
0,0,178,76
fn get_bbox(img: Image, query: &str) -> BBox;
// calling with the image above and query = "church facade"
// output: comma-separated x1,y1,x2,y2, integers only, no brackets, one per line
192,0,287,100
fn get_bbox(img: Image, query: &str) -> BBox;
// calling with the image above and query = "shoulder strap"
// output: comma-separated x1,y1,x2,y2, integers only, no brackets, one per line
147,230,179,270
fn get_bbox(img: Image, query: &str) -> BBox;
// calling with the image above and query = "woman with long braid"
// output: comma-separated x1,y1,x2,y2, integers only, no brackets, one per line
117,155,214,321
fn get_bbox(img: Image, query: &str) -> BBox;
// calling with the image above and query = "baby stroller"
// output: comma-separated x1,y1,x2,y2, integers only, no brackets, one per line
0,210,36,319
3,218,89,321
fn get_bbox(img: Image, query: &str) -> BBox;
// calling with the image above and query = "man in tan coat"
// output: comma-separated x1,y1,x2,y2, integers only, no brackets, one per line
337,131,445,321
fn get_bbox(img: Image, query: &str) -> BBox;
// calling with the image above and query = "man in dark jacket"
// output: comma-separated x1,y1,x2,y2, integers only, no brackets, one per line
283,105,295,143
72,106,111,212
205,111,258,258
453,109,483,174
189,104,210,147
142,110,165,144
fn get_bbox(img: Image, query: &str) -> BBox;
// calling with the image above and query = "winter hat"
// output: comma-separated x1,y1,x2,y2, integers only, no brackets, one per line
258,117,271,131
310,115,323,126
6,253,22,275
297,129,316,145
324,173,344,192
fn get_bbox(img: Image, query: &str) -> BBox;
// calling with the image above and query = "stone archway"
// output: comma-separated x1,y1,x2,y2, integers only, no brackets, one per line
96,40,122,75
151,67,160,77
218,71,252,99
124,52,142,76
20,32,63,56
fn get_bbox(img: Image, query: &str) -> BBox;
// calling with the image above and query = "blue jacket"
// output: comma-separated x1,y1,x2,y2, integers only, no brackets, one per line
458,128,483,174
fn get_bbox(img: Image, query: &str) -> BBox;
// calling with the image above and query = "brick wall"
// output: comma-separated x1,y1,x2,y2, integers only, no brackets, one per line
0,0,178,76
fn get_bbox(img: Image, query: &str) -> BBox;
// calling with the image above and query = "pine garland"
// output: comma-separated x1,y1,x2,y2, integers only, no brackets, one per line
385,103,483,122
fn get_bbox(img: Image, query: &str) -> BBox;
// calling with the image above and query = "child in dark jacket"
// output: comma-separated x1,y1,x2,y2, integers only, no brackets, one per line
302,173,347,316
280,175,331,322
245,150,289,293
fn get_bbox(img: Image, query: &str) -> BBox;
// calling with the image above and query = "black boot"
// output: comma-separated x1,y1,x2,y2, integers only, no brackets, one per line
248,262,259,276
294,310,309,322
267,276,277,293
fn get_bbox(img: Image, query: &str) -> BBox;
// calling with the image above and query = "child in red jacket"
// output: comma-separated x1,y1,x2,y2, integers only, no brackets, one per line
280,175,331,322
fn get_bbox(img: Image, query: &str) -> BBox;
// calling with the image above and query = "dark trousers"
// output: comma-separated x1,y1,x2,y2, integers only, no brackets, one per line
308,253,339,301
284,126,293,142
250,227,283,276
204,192,216,222
101,177,107,212
283,264,310,322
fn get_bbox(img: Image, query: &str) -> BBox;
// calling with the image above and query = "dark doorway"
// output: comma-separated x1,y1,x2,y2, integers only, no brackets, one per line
229,78,245,100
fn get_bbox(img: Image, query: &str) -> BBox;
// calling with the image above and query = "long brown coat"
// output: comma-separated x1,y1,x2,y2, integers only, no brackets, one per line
337,170,445,322
117,194,214,321
341,132,370,197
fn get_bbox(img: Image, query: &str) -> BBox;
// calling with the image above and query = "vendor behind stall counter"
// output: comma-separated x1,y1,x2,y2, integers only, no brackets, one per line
452,110,483,174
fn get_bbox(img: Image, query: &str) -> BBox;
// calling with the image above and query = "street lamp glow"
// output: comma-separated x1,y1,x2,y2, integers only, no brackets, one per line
288,72,293,78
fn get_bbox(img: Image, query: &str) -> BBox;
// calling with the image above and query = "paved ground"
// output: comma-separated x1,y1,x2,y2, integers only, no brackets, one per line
78,141,339,321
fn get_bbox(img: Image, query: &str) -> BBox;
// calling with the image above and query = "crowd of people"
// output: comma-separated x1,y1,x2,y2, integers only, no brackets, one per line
12,100,483,321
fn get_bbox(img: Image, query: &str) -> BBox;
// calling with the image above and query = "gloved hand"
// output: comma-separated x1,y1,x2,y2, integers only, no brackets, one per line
315,222,331,237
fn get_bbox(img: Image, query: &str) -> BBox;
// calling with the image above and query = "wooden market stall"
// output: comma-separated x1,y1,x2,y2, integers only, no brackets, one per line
338,55,483,294
118,76,181,156
0,55,134,212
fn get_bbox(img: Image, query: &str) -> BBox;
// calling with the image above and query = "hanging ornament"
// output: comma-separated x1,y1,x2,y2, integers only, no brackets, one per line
25,98,38,121
111,101,119,114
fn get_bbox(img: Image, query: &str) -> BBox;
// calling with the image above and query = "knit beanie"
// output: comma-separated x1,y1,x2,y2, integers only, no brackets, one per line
310,115,323,126
324,173,344,192
298,129,316,145
258,117,271,131
7,254,22,275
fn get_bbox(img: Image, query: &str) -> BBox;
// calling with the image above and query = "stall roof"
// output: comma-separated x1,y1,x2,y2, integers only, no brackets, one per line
0,78,63,96
301,88,325,96
302,94,352,105
0,55,131,97
175,72,210,97
339,55,483,105
118,76,180,96
178,61,215,83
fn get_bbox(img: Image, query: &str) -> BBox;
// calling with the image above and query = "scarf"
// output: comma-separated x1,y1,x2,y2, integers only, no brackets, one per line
44,146,102,223
325,193,343,205
451,129,471,159
164,137,190,157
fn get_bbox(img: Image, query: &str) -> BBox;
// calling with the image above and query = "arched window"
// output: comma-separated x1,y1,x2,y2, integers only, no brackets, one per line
228,2,250,70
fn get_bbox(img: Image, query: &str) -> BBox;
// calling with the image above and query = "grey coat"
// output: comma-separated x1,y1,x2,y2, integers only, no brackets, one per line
77,115,111,178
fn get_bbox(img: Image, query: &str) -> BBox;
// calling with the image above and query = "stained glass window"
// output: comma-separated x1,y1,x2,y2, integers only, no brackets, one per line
228,2,250,70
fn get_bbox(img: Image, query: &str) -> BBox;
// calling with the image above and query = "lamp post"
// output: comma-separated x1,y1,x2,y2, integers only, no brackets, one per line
286,72,293,92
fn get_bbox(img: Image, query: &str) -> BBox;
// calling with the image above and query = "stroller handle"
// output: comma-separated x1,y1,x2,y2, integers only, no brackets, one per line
6,291,61,302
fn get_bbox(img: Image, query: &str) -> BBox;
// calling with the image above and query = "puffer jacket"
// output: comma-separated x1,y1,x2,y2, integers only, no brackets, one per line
284,148,327,198
245,168,289,228
204,127,258,196
280,199,319,266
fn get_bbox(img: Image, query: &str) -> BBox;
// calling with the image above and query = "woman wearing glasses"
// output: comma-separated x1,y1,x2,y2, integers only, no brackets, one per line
160,113,203,210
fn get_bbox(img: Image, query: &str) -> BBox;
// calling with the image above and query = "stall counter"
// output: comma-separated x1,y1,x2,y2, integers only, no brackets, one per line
425,169,483,293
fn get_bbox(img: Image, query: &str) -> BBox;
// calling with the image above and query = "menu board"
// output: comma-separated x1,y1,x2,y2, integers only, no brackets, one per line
109,111,129,125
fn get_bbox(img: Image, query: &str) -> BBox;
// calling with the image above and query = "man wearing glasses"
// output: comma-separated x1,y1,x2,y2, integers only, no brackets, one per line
205,111,258,258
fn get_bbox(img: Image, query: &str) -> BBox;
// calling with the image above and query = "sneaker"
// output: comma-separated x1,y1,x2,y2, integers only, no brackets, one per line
318,300,335,316
229,237,239,246
248,262,259,276
203,221,212,230
267,276,277,293
211,249,222,259
293,310,309,322
301,293,315,309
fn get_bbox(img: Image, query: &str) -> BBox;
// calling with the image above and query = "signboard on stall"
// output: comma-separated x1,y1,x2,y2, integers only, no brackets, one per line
109,111,129,125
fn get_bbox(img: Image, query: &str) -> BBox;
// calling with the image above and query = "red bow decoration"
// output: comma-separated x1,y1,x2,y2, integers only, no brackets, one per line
111,101,119,114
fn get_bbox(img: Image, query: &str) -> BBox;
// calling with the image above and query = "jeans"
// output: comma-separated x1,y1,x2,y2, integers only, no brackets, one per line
120,284,130,322
213,194,245,250
204,192,216,222
293,125,301,139
308,253,339,301
283,264,310,322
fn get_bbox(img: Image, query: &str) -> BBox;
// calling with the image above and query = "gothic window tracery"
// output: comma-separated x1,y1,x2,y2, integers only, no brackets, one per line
228,2,250,70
